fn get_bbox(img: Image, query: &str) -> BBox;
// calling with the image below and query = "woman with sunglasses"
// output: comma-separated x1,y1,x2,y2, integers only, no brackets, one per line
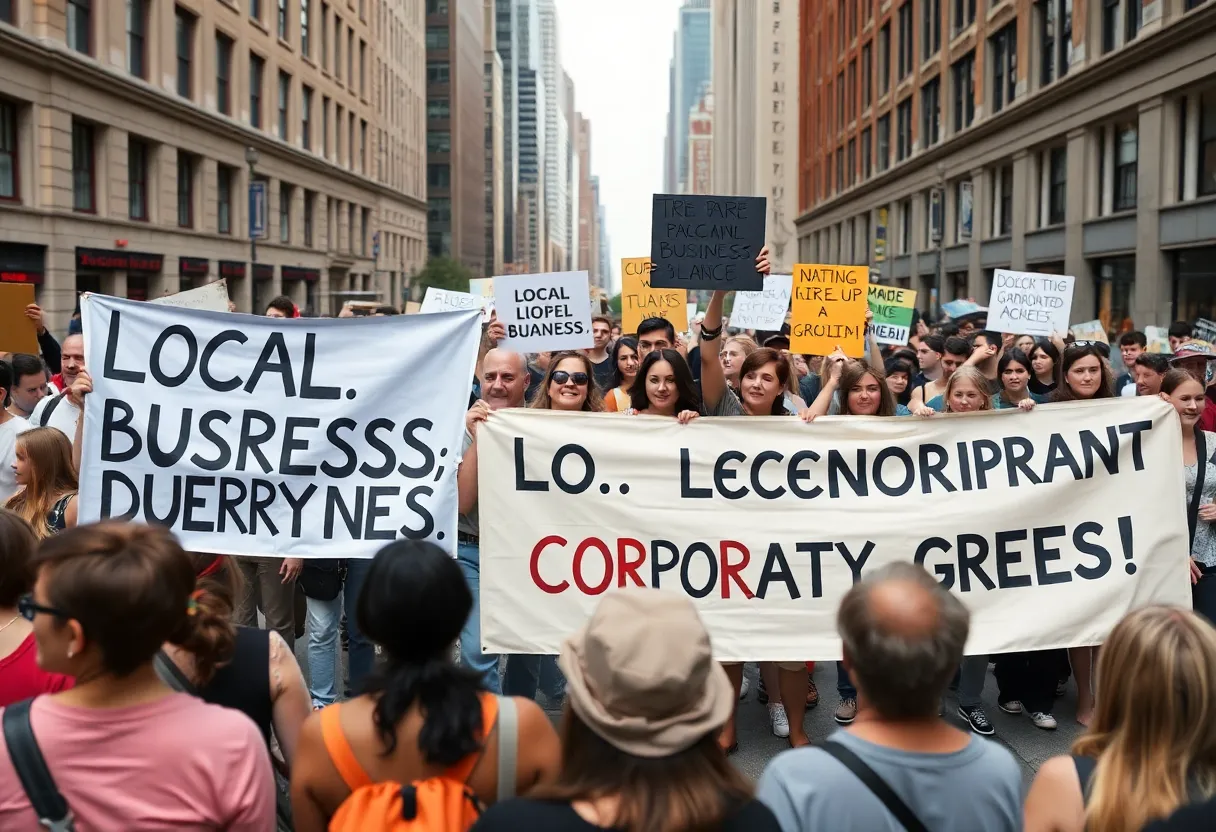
0,522,275,829
602,337,640,413
0,509,72,706
4,427,77,537
626,349,701,423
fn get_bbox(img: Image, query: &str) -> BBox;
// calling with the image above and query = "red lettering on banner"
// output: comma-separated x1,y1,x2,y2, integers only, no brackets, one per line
616,538,646,587
573,538,613,595
720,540,755,599
530,535,570,594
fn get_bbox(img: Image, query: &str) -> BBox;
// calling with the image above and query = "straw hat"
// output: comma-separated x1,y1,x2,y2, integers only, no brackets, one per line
557,589,734,758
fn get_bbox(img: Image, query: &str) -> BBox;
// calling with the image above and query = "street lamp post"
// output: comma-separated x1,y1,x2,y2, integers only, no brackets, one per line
934,162,946,321
245,146,259,265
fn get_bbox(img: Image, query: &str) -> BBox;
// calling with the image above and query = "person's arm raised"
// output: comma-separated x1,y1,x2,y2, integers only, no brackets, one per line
865,309,883,369
700,291,729,413
68,369,92,475
803,349,846,419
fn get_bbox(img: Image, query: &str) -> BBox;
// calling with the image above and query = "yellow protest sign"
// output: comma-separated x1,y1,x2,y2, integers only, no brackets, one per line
790,264,870,357
620,257,688,334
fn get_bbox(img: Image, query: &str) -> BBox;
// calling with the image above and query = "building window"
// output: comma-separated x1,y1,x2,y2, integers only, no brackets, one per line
175,7,194,99
861,127,872,180
359,119,366,170
280,183,292,242
128,138,148,221
1125,0,1143,45
0,0,12,23
278,0,287,39
878,23,890,95
347,29,353,83
837,72,845,126
361,207,370,255
217,165,233,235
922,0,940,61
71,120,94,212
1114,124,1138,211
952,52,975,131
896,99,912,161
921,78,940,147
322,95,330,155
898,197,912,254
897,3,913,79
1039,0,1073,87
428,164,451,188
1202,92,1216,196
427,0,448,11
359,41,366,97
427,99,451,119
321,3,328,69
67,0,90,55
278,71,290,139
847,139,856,186
996,164,1013,235
953,0,976,33
847,61,856,122
251,0,262,21
304,190,314,247
301,0,310,55
1048,146,1067,224
127,0,148,79
835,150,844,193
862,44,872,110
216,34,233,115
427,61,450,84
0,100,16,202
250,54,265,128
990,23,1017,114
177,151,195,228
428,131,450,154
301,85,313,150
426,26,449,49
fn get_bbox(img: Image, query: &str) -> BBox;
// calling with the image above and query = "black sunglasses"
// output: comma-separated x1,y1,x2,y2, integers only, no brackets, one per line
17,593,68,622
1067,340,1111,358
551,371,590,386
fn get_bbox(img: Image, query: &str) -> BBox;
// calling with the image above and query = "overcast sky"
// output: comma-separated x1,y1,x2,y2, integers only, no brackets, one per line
556,0,683,294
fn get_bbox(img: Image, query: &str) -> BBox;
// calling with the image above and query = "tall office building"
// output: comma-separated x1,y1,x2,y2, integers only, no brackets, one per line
598,203,612,292
577,115,601,286
495,0,519,264
517,66,548,273
485,0,505,277
564,71,578,272
0,0,427,326
537,0,568,266
663,51,678,194
797,0,1216,333
688,89,713,195
712,0,800,271
667,0,711,193
426,0,486,275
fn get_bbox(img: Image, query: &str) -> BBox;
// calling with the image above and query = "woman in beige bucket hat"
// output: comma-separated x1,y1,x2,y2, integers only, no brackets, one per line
471,589,781,832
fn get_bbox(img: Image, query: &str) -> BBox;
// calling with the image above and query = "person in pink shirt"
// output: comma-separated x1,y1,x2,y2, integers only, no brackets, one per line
0,521,274,831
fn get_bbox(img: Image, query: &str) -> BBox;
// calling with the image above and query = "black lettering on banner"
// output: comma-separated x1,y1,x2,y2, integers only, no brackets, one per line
399,419,436,478
149,325,199,388
798,542,832,598
364,486,399,540
1003,436,1042,487
872,447,913,497
715,450,748,499
147,404,191,467
277,482,317,537
756,543,800,600
1119,420,1151,471
200,331,248,391
277,418,319,476
828,450,868,498
1080,427,1120,478
218,478,249,534
956,441,973,490
191,411,233,471
236,410,276,473
245,332,297,397
1073,521,1112,580
360,418,397,478
681,449,712,498
182,476,216,532
301,333,341,400
1033,525,1071,585
250,479,279,535
552,444,595,494
1043,434,1083,482
99,470,139,521
994,529,1032,589
515,437,548,491
651,539,680,587
750,450,786,499
837,541,874,584
958,534,996,592
972,440,1002,490
399,486,435,539
320,419,358,478
103,311,146,383
787,450,823,499
325,485,364,539
915,537,955,588
144,473,182,525
919,443,956,494
101,399,141,462
680,542,718,599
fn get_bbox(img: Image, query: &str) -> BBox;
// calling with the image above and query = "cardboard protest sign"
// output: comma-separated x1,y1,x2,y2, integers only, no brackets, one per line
867,285,918,346
729,274,794,331
620,257,688,334
150,279,231,313
1145,326,1171,354
493,271,594,353
1193,318,1216,343
789,264,869,357
478,399,1190,659
419,287,488,316
0,283,38,354
988,269,1075,336
78,295,482,558
648,195,766,291
1070,320,1108,344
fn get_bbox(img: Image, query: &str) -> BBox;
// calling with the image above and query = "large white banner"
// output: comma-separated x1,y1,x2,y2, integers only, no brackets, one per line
80,296,482,558
478,398,1192,659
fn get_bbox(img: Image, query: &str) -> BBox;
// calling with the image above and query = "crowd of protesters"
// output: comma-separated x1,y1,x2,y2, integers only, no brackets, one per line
1,266,1215,830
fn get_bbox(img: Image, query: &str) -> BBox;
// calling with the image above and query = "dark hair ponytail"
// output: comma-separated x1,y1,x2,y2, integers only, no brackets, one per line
356,540,485,765
167,553,239,685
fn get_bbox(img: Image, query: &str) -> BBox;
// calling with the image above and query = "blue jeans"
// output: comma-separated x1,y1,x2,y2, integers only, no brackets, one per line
305,594,342,708
836,661,857,699
458,542,501,694
501,654,566,702
340,559,377,694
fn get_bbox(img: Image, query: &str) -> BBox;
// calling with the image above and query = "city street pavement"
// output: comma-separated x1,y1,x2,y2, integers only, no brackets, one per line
294,633,1080,787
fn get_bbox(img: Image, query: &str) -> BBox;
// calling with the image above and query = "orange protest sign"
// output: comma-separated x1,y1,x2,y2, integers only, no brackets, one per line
0,283,38,355
790,264,869,357
620,257,688,334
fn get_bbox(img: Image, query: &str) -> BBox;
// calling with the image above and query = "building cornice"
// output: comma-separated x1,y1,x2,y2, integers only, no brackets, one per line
0,25,427,213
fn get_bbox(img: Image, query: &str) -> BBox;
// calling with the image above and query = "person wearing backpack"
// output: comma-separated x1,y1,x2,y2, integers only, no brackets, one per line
289,539,561,832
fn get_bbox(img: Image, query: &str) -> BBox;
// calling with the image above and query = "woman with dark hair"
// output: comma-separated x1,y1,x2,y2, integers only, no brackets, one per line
1029,339,1062,396
0,509,72,705
471,590,781,832
883,355,916,407
0,522,275,828
1049,343,1114,403
602,337,640,413
290,540,561,831
4,426,77,537
265,296,298,318
626,349,701,422
994,348,1047,410
804,355,905,419
530,351,604,413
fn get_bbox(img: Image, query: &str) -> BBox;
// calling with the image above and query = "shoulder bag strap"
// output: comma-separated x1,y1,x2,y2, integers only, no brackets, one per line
820,740,930,832
1190,427,1207,548
1072,755,1098,806
494,696,518,803
36,393,66,428
153,650,198,695
2,699,76,831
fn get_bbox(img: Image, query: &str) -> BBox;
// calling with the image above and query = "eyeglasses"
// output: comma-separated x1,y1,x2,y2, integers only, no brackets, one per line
1067,340,1111,358
551,371,590,387
17,593,68,622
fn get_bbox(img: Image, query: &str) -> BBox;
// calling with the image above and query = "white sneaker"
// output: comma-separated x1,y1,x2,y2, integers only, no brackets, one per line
769,703,790,738
739,677,750,700
998,700,1023,714
1029,711,1058,730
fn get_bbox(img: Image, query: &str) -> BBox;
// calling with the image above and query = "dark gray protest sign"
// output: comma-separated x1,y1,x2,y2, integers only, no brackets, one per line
648,194,766,291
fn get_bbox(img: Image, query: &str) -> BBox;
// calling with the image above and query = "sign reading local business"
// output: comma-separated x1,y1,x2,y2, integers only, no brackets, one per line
493,271,594,354
648,194,766,292
987,269,1075,337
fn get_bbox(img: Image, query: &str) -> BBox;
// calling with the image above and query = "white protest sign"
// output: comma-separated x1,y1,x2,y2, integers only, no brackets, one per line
728,274,794,330
988,269,1075,336
150,279,231,313
419,287,488,317
79,295,482,558
493,270,594,353
478,399,1190,659
687,302,698,323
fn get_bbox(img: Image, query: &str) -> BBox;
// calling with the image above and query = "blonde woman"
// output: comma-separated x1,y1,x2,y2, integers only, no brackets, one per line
1024,607,1216,832
913,365,1001,416
3,427,77,537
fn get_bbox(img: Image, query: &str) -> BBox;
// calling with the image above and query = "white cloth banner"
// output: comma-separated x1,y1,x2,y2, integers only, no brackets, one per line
478,398,1191,659
727,274,794,331
79,296,481,558
150,280,231,313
